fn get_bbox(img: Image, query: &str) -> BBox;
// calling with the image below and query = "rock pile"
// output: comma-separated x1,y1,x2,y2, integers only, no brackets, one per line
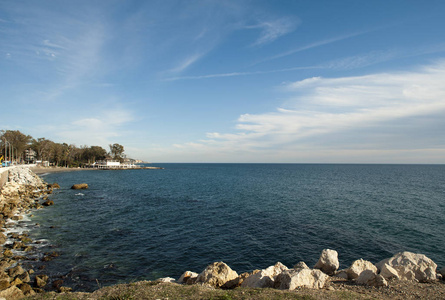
0,166,66,299
158,248,443,292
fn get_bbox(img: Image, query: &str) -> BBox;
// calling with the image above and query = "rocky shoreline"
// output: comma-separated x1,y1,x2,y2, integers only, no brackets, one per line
0,167,66,299
0,167,444,299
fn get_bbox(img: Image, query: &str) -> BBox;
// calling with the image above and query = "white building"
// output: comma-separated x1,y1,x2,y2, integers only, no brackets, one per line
92,160,137,169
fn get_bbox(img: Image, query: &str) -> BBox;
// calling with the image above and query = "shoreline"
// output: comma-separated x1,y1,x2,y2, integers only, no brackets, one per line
0,166,62,298
30,166,163,175
30,166,92,175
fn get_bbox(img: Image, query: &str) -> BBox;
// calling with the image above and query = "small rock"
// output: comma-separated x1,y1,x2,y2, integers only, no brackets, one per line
42,200,54,206
10,277,22,286
59,286,72,293
12,241,25,250
241,262,288,288
274,268,329,290
49,183,60,189
356,269,388,287
346,259,377,280
18,272,30,283
0,286,24,299
195,261,238,288
178,271,199,284
3,250,13,258
17,283,35,296
71,183,88,190
334,269,349,279
0,279,10,291
35,274,49,288
314,249,339,275
7,265,25,278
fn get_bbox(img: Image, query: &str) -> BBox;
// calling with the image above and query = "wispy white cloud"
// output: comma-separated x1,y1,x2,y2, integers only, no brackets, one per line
165,65,321,81
248,17,300,47
170,60,445,162
168,53,205,74
255,30,373,65
320,43,445,70
167,42,445,81
56,108,136,147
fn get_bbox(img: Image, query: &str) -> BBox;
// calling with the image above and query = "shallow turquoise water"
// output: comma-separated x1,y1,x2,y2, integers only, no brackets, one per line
26,164,445,291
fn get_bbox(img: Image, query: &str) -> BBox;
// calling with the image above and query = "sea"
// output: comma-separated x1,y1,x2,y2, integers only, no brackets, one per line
19,163,445,291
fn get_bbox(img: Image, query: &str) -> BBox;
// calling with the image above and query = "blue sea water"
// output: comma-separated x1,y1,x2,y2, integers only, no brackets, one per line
26,164,445,291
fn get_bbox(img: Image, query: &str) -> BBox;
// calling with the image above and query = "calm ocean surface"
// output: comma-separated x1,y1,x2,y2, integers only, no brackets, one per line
26,164,444,291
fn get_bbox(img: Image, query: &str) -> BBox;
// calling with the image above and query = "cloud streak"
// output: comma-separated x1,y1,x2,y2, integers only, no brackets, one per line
170,60,445,162
249,17,300,47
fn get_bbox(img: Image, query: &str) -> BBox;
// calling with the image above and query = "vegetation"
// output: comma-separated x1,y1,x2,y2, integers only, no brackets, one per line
109,143,125,163
0,129,124,167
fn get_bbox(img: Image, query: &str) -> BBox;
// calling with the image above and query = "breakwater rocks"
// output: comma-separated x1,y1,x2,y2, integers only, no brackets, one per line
157,249,444,292
0,167,62,299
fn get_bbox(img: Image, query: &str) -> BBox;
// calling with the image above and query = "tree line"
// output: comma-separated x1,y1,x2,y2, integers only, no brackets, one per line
0,130,126,167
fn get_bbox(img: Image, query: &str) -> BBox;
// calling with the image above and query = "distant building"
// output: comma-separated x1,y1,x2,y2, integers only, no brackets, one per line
92,160,137,169
25,149,37,163
36,160,50,167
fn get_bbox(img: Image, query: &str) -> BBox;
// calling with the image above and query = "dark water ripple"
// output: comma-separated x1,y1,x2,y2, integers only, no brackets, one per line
26,163,445,291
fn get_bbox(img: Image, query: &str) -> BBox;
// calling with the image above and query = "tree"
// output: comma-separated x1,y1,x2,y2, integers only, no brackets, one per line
109,143,125,162
1,130,33,162
81,146,107,163
31,138,55,161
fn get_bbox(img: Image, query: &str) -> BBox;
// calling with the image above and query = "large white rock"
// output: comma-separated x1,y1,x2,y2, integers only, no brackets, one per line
274,268,329,290
314,249,339,275
346,259,377,280
241,262,288,288
356,270,388,287
376,251,437,282
195,262,238,288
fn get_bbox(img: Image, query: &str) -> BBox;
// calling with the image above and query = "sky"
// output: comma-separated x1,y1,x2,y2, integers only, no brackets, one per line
1,0,445,163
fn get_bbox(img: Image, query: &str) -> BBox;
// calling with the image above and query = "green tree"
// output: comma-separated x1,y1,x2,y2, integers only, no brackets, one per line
81,146,107,163
109,143,125,162
1,130,33,162
31,138,55,161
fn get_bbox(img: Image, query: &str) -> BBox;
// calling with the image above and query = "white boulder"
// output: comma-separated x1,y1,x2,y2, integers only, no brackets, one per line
274,268,329,290
356,270,388,287
347,259,377,280
314,249,339,275
376,251,437,282
195,262,238,288
241,262,288,288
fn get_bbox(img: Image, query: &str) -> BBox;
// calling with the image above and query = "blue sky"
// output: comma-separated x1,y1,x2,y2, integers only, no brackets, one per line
1,0,445,163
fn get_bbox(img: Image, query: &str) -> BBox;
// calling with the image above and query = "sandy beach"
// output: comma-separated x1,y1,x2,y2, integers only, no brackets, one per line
30,166,91,175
